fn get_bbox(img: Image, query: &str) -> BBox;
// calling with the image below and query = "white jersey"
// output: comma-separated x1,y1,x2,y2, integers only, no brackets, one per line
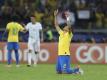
26,22,42,41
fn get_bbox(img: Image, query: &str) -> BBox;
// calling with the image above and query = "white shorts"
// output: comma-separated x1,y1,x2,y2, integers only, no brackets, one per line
28,38,40,52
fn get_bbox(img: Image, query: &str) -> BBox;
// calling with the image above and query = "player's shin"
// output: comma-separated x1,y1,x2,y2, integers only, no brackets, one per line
33,52,39,65
28,52,32,65
15,50,19,65
7,50,12,65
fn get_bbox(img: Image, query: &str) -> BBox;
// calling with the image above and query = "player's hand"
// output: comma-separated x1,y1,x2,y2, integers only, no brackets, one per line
64,11,70,18
54,10,58,16
21,22,26,27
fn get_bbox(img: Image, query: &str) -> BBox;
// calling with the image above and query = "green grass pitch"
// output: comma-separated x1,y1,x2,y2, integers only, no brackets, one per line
0,63,107,80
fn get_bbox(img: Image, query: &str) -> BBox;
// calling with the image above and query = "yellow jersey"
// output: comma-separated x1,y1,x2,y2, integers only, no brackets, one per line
6,22,24,42
58,30,73,55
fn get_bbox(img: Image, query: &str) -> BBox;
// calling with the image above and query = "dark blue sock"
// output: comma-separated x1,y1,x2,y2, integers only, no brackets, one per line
7,50,12,65
66,68,74,74
14,50,19,65
66,68,79,74
74,68,79,73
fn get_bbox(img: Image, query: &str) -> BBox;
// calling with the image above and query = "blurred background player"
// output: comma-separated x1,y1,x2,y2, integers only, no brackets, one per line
25,15,43,67
54,10,81,74
5,15,25,67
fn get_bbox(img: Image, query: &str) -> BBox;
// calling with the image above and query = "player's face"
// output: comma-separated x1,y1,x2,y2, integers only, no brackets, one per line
63,26,69,32
30,17,36,24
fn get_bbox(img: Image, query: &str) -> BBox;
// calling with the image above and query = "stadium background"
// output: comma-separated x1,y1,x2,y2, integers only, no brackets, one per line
0,0,107,80
0,0,107,43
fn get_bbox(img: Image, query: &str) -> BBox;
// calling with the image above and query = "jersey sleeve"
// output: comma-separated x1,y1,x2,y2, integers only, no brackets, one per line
38,23,42,30
6,23,10,30
58,29,63,35
18,23,24,31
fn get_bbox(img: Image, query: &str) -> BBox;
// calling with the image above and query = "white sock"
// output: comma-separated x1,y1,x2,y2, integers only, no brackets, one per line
28,53,32,65
32,53,39,65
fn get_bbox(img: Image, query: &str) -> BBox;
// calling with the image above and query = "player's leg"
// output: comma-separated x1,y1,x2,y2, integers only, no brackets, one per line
33,41,40,65
7,50,12,65
65,56,73,74
56,56,62,73
65,56,79,74
27,40,34,66
14,42,20,67
33,51,39,66
14,50,19,64
56,56,65,74
7,42,13,67
7,50,12,67
14,49,20,67
27,49,32,66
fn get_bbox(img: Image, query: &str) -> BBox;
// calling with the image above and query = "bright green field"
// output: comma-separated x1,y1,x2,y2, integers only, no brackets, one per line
0,64,107,80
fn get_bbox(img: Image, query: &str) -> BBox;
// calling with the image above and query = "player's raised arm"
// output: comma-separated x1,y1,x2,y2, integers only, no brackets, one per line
65,11,71,28
65,11,73,33
54,10,61,32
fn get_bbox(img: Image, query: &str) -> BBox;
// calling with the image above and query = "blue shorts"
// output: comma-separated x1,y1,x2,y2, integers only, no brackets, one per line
7,42,19,50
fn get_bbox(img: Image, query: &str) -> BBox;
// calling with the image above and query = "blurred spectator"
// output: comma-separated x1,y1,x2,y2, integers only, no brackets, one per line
91,37,96,43
86,37,96,43
34,10,44,22
0,0,4,7
104,15,107,28
74,0,86,9
95,10,104,29
44,26,54,42
0,0,107,43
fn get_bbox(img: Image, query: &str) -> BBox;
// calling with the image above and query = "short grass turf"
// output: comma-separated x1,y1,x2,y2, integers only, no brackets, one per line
0,64,107,80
